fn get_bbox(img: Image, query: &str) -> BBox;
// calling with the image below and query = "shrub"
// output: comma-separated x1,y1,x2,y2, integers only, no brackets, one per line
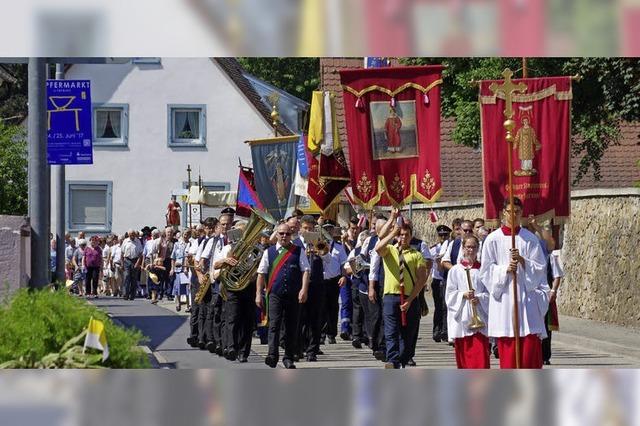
0,288,150,368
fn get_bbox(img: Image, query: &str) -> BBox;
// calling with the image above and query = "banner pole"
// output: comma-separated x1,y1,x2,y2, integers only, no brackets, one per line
489,69,527,369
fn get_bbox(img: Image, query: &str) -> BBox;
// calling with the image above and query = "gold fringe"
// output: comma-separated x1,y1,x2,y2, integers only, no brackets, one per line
480,84,572,104
352,173,443,209
343,79,443,99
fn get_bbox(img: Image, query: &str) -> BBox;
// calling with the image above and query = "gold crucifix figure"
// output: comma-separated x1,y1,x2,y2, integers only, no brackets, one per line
489,68,527,120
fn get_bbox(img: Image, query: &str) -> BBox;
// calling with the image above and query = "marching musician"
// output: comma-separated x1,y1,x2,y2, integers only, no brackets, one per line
256,223,311,369
213,221,256,363
479,197,550,369
338,216,362,341
320,222,349,345
209,210,234,357
374,208,427,369
445,234,490,369
192,217,219,352
185,224,204,348
430,225,452,343
366,216,388,362
344,230,372,350
294,215,325,362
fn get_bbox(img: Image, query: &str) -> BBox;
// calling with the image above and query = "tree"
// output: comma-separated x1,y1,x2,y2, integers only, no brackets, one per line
0,64,28,124
238,58,320,104
403,57,640,184
0,123,28,216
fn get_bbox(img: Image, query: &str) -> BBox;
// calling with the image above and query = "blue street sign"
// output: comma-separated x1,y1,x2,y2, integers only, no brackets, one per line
46,79,93,165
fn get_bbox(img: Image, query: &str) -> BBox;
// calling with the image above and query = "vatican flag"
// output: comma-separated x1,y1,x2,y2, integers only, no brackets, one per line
83,317,109,362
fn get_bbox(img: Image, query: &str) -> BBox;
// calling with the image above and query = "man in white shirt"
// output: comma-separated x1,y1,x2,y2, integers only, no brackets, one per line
366,217,388,361
121,230,143,300
110,236,123,297
256,223,310,369
320,223,348,345
480,197,549,369
430,225,452,342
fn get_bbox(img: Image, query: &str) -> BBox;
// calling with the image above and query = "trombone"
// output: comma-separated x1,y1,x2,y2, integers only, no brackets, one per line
464,267,486,330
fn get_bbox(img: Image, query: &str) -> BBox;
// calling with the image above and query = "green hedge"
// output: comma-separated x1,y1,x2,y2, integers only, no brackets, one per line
0,288,150,368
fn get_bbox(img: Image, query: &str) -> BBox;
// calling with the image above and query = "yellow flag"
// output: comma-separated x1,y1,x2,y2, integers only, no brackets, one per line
307,91,325,154
84,317,109,362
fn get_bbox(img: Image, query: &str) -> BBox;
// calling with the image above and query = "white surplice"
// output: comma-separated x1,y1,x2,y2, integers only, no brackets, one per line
479,227,550,338
445,264,489,339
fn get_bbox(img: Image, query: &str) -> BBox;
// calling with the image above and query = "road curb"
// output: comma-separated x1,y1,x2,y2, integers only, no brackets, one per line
553,331,640,363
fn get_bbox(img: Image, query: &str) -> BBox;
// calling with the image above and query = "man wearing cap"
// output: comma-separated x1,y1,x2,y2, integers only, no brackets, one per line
294,215,325,361
480,197,549,369
256,223,310,369
320,221,349,345
431,225,452,342
366,216,388,361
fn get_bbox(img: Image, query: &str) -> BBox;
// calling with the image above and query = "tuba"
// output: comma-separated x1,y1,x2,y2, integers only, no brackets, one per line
217,209,275,298
464,267,486,330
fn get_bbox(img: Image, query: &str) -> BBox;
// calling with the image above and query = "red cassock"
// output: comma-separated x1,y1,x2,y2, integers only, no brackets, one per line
384,116,402,148
497,335,543,369
454,332,490,369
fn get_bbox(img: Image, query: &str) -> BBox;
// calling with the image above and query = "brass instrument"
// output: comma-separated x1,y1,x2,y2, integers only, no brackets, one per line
217,209,275,298
464,267,486,330
191,256,212,305
302,229,331,256
348,254,370,275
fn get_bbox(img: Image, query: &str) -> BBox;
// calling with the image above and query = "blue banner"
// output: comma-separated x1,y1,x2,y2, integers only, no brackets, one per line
296,134,309,178
46,79,93,165
249,136,298,221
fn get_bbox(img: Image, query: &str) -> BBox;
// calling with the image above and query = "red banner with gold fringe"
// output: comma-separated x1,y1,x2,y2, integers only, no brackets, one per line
339,66,444,208
479,76,572,227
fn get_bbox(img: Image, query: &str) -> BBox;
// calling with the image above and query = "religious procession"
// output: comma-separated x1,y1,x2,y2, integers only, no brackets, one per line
2,57,638,371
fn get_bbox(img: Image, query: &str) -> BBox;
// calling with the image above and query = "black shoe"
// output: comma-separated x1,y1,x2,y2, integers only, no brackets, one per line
352,340,362,349
433,336,441,343
215,345,224,357
317,349,324,355
407,358,417,367
206,342,216,353
362,337,370,346
328,336,337,344
306,353,317,362
238,356,248,363
225,349,237,361
187,337,198,347
340,332,351,341
543,360,551,365
264,356,277,368
282,359,296,369
373,350,384,361
493,345,499,359
198,341,206,350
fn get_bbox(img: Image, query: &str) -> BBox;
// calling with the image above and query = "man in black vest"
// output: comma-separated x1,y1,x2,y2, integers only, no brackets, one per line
256,223,310,369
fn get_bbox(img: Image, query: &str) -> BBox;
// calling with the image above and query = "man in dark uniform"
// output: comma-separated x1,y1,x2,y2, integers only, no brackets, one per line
256,223,310,369
294,215,325,362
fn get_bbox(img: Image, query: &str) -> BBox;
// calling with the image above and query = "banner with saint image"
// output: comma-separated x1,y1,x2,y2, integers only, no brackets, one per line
247,135,298,221
479,76,572,227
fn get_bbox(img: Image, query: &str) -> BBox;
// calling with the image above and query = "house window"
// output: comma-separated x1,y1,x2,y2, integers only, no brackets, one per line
67,181,112,232
168,104,206,147
93,104,128,146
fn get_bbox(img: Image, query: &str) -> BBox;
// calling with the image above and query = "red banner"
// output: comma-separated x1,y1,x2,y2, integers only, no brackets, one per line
340,66,444,208
304,135,349,212
480,76,572,227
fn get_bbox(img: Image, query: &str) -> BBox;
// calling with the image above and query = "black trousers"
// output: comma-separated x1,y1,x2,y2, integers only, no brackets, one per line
268,292,301,362
542,311,552,362
298,288,323,355
85,266,100,296
123,258,138,300
224,283,256,358
431,279,448,340
213,287,226,349
322,276,341,338
367,283,385,352
190,303,201,341
352,286,367,342
198,288,214,345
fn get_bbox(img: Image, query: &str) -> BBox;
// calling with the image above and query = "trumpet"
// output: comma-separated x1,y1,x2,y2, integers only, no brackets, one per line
464,267,486,330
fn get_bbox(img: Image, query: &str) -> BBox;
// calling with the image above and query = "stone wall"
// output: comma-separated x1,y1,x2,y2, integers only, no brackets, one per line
407,191,640,328
0,215,30,301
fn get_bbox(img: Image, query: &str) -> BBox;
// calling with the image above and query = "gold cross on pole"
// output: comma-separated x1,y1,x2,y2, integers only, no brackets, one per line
489,68,527,120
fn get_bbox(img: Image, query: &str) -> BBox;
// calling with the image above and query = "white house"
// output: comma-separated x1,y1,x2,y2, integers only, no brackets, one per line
51,58,304,235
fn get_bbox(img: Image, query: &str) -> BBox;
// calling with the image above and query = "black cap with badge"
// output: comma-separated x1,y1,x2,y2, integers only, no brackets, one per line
436,225,452,235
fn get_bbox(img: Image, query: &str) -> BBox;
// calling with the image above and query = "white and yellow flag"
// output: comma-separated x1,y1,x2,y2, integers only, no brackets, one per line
83,317,109,362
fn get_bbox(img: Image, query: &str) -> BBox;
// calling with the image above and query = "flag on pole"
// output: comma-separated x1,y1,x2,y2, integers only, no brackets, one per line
83,317,109,362
236,166,264,218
